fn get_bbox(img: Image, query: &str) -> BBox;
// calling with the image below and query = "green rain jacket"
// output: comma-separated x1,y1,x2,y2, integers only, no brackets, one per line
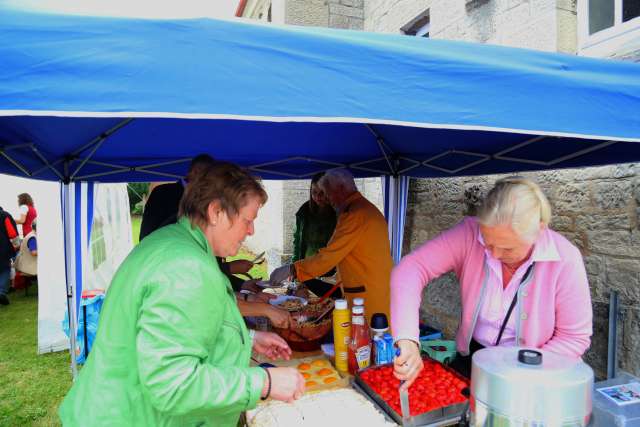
59,217,266,427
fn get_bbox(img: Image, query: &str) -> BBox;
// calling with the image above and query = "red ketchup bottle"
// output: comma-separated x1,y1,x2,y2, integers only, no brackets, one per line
348,305,371,374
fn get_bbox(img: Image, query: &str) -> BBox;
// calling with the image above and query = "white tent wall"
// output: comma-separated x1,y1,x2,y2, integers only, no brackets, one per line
85,184,133,293
0,174,132,355
243,180,284,276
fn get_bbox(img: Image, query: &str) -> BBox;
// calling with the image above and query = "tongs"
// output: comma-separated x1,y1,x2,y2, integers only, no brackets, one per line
295,303,334,324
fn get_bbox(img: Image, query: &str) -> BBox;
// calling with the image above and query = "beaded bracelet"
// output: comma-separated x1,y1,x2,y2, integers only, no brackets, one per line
260,367,272,400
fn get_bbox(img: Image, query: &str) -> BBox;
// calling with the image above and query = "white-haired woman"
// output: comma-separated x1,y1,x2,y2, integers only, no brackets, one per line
392,177,592,385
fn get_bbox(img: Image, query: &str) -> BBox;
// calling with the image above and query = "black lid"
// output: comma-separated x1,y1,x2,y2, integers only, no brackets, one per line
370,313,389,330
518,349,542,365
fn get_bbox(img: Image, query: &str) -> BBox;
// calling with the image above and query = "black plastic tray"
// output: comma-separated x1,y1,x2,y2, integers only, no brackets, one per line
353,360,468,426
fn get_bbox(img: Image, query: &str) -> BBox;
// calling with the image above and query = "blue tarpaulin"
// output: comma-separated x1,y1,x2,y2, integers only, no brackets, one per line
0,10,639,183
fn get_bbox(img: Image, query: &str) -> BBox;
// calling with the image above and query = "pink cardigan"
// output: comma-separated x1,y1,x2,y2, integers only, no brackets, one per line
391,217,592,358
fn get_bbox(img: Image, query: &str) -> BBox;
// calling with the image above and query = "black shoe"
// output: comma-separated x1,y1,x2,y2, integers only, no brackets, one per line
0,294,9,305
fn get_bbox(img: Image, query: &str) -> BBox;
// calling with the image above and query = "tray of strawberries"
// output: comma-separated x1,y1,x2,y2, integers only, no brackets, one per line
354,357,469,426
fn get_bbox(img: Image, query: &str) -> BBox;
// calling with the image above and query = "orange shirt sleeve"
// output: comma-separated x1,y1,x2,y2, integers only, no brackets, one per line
294,208,363,282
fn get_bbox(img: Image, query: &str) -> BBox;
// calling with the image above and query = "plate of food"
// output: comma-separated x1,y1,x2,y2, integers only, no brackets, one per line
269,295,308,311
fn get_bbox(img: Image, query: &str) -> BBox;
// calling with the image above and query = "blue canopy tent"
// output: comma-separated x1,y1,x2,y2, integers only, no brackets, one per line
1,10,639,375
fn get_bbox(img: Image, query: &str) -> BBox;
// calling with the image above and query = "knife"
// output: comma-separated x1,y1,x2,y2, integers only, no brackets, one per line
396,348,413,427
250,251,266,264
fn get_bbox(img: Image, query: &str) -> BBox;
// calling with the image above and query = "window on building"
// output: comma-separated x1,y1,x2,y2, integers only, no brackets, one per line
401,10,430,38
580,0,640,54
589,0,615,34
623,0,640,22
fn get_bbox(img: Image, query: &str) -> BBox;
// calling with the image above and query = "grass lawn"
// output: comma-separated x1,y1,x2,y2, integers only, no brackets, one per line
227,248,268,280
131,214,141,245
0,291,71,427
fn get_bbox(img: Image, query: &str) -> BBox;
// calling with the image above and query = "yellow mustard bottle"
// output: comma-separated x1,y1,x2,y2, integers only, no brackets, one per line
333,299,351,373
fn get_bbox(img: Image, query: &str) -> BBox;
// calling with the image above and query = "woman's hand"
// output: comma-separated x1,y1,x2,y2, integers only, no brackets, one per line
264,367,305,403
253,331,292,361
265,306,292,329
393,339,423,390
241,280,261,294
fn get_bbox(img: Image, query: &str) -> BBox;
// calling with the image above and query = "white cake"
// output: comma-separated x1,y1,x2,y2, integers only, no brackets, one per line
247,388,396,427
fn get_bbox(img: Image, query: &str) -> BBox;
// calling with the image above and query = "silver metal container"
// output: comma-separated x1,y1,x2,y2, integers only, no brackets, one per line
470,347,594,427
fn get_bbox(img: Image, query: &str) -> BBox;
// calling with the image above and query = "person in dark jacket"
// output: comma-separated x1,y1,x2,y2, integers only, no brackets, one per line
291,172,339,298
138,155,214,241
0,206,19,305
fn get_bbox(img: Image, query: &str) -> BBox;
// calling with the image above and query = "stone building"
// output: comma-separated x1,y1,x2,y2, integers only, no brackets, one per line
238,0,640,378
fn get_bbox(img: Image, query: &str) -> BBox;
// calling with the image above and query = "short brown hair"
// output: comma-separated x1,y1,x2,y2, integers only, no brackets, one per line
179,161,267,228
18,193,34,206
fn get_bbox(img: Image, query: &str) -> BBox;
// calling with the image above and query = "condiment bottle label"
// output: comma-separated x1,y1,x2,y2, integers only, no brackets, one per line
356,345,371,369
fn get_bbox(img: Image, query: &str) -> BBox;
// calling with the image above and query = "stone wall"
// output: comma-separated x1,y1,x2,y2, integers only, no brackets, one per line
403,165,640,379
285,0,364,29
365,0,560,52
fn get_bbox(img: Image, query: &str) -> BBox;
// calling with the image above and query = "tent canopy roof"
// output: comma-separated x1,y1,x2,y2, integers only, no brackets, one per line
1,10,639,182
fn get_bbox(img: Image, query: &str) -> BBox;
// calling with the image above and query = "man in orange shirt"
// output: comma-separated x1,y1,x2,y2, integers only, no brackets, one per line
270,169,393,319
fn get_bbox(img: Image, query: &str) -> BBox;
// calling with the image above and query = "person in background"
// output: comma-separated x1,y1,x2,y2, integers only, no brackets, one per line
0,206,18,305
139,154,214,241
59,161,305,427
391,177,593,385
270,168,393,319
16,193,37,238
290,172,340,298
15,219,37,288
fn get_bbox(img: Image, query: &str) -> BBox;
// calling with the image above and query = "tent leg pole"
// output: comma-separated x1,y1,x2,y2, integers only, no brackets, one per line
607,290,619,379
387,176,409,265
63,183,79,379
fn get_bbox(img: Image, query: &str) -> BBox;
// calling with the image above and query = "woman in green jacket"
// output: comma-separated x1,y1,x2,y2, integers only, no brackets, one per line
59,161,305,427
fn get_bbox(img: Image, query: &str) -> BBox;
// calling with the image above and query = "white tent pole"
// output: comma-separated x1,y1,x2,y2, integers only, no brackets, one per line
386,175,409,264
62,181,79,379
386,176,397,263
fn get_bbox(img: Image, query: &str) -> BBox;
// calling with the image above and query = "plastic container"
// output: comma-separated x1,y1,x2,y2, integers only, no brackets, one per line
421,339,457,364
370,313,390,366
348,305,371,374
419,323,443,341
383,333,395,363
332,299,350,373
593,372,640,426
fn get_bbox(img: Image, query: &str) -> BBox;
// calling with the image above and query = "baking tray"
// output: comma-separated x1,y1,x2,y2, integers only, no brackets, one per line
353,360,468,426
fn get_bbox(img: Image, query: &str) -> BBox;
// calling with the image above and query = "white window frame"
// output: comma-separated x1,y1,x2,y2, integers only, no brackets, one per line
415,22,431,38
578,0,640,56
